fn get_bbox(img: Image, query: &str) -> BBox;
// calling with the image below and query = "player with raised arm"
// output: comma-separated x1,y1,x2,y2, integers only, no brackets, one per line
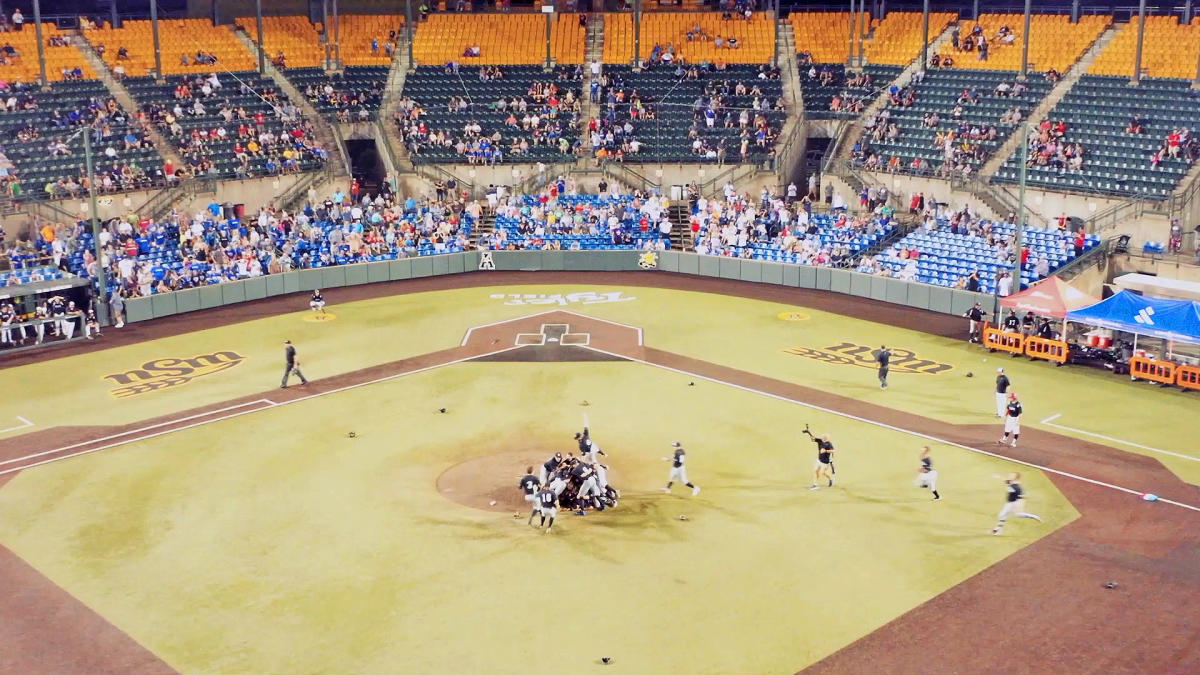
803,425,836,489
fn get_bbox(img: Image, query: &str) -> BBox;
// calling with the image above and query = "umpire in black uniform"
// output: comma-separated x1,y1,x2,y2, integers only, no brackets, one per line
875,345,892,389
281,340,309,388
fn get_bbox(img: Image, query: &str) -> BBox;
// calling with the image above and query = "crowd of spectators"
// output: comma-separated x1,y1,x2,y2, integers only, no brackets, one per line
1024,117,1086,174
1149,125,1199,168
46,179,474,298
141,73,328,179
396,65,582,164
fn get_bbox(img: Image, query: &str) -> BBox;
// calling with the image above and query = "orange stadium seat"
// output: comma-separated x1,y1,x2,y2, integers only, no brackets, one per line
412,13,583,65
789,11,871,64
936,14,1110,73
862,11,956,65
1089,16,1200,79
603,11,775,65
0,23,95,82
238,15,325,69
335,14,404,66
85,18,255,77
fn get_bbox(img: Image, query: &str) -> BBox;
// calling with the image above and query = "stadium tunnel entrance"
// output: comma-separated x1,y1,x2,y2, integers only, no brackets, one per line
348,139,386,195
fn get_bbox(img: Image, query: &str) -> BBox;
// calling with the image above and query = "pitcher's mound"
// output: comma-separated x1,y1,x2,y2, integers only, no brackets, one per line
436,449,619,512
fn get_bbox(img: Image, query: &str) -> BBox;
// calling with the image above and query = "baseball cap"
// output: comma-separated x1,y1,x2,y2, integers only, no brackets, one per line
671,441,681,447
997,367,1004,373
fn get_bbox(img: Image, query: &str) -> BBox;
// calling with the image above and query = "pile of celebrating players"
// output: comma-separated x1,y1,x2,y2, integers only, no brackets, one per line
520,428,619,531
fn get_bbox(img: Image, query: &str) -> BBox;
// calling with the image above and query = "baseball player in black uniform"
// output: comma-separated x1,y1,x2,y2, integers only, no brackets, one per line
803,426,835,489
529,486,558,533
991,472,1042,534
875,345,892,389
963,303,988,343
993,368,1011,418
47,295,68,337
1020,312,1036,336
539,451,563,484
662,442,700,495
998,392,1021,447
281,340,309,388
1001,310,1020,333
519,466,541,506
310,289,326,313
575,428,607,464
915,446,940,500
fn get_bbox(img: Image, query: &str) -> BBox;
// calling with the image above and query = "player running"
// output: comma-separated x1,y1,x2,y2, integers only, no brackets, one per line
914,446,941,500
991,472,1042,534
662,442,700,495
519,466,541,505
803,425,835,489
998,392,1022,447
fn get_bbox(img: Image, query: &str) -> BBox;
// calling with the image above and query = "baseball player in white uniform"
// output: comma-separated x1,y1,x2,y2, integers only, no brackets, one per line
992,472,1042,534
914,446,941,500
662,442,700,495
998,392,1022,447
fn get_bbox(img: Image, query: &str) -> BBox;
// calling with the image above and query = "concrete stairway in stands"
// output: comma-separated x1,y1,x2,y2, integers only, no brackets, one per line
73,32,185,171
230,28,350,179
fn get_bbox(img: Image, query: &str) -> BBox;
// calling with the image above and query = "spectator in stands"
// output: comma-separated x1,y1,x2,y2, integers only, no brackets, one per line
1126,114,1144,134
11,9,22,31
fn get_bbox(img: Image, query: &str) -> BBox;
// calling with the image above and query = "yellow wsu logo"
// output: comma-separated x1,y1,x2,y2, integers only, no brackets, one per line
783,342,953,375
103,351,247,398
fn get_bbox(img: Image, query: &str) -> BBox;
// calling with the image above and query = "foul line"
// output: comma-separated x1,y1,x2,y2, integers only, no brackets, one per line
1,346,524,476
580,346,1200,514
0,416,33,434
0,400,275,467
1041,413,1200,464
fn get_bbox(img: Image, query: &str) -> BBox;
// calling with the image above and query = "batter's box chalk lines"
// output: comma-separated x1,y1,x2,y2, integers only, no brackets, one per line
0,416,34,434
579,346,1200,515
1041,413,1200,463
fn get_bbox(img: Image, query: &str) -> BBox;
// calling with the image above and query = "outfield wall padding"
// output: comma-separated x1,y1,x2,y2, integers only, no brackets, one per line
121,252,998,324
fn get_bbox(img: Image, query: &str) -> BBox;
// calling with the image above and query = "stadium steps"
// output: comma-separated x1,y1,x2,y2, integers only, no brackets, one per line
777,19,803,112
230,27,351,179
377,31,415,171
72,32,186,170
469,211,495,249
978,23,1122,179
831,22,957,168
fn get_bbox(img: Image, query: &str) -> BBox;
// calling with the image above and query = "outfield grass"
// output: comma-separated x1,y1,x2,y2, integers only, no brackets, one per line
0,361,1076,674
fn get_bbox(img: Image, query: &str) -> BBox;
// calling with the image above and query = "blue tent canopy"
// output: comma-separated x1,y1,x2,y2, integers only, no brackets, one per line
1067,290,1200,344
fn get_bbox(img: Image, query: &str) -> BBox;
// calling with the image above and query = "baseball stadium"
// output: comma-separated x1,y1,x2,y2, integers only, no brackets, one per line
1,1,1198,673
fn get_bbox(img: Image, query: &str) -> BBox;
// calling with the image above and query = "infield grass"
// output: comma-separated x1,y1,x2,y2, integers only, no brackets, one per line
0,360,1076,674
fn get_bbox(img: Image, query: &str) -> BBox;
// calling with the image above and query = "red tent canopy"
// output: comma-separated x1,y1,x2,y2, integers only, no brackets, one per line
1000,277,1100,319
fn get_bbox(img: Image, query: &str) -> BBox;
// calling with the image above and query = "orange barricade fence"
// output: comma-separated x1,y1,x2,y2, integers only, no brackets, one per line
1174,364,1200,390
1130,356,1177,384
1024,336,1069,363
983,325,1025,355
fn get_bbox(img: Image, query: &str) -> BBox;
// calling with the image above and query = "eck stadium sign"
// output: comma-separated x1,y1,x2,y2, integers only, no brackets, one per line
103,351,247,398
783,342,953,375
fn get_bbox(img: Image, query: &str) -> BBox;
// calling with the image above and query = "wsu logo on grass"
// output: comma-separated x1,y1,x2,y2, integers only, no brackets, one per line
103,351,247,398
783,342,953,375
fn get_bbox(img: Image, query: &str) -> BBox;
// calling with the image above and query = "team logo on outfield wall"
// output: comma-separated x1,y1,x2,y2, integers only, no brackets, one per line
103,351,247,398
783,343,953,375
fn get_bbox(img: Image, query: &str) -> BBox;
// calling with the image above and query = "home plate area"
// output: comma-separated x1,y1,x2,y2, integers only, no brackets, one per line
466,312,639,363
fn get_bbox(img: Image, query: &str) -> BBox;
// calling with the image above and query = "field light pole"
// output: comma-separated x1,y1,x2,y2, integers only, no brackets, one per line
83,130,111,326
32,0,48,88
1132,0,1147,85
322,0,331,69
1013,122,1030,291
633,0,641,67
254,0,265,75
405,0,414,66
847,0,856,68
150,0,162,80
543,5,552,70
920,0,929,73
1019,0,1032,80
